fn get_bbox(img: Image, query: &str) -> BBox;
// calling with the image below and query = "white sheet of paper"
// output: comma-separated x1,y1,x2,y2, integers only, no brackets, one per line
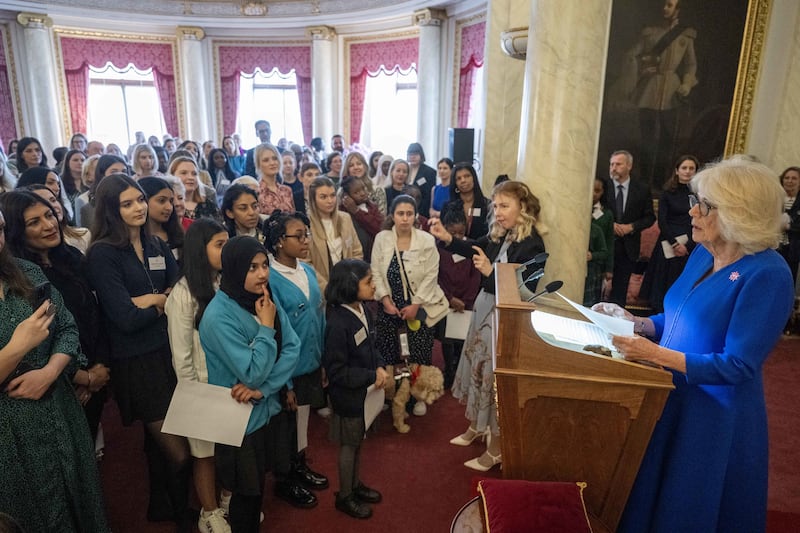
445,310,473,340
660,234,689,259
364,384,385,430
162,380,253,447
556,292,634,337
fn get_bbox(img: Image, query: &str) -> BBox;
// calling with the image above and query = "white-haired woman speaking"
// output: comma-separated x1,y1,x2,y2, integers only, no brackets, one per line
594,156,794,533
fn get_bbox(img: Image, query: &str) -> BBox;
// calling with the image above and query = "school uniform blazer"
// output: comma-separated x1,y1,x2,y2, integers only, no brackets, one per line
269,263,325,382
604,176,655,262
87,236,179,359
445,231,546,295
199,291,301,435
371,227,448,322
307,211,363,294
323,305,384,418
412,163,437,218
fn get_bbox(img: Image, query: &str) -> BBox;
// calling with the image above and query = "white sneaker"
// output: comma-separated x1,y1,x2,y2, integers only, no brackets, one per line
219,492,263,523
198,508,231,533
317,406,332,418
413,401,427,416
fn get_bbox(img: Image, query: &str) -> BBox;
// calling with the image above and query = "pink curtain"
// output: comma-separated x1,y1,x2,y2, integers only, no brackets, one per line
349,37,419,144
60,37,178,136
64,65,89,136
152,71,178,137
457,21,486,128
0,35,17,149
217,45,311,142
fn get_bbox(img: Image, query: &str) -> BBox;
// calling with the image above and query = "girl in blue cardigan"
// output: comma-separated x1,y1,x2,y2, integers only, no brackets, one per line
199,236,300,532
264,210,328,505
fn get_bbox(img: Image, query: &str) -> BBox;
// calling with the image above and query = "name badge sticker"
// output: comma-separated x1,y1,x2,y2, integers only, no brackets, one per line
472,208,481,217
452,254,467,263
416,177,427,186
148,256,167,270
354,327,367,346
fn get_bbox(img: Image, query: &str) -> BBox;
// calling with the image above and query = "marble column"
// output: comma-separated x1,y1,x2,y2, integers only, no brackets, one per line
516,0,612,303
177,26,212,142
414,8,445,159
307,26,336,145
16,12,63,153
479,0,529,188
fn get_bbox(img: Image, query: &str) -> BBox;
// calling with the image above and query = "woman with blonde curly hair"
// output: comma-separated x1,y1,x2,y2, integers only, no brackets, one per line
429,180,546,471
594,156,794,533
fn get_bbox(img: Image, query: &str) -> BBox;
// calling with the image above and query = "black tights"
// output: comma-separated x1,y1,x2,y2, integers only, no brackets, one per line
143,419,191,521
228,494,262,533
338,444,361,497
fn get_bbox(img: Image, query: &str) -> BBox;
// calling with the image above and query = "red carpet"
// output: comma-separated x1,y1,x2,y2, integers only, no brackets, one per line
98,339,799,532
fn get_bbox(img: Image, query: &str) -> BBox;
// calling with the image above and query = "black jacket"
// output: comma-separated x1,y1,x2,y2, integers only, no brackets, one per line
604,177,655,261
323,305,385,418
411,163,437,218
445,231,546,294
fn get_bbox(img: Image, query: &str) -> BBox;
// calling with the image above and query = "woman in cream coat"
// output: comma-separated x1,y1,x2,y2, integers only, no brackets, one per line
306,176,363,293
371,195,448,417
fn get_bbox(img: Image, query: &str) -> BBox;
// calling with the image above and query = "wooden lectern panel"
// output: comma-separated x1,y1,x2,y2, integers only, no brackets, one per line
493,263,674,533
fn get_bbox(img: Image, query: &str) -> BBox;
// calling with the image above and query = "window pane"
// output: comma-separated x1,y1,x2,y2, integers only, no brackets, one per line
360,69,418,157
124,86,167,145
237,69,303,149
87,84,128,147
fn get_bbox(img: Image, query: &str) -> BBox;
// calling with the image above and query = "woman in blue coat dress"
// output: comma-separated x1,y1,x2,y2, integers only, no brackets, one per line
595,156,794,533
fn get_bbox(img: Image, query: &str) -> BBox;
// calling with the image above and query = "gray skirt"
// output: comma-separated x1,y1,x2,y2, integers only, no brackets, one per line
328,414,365,447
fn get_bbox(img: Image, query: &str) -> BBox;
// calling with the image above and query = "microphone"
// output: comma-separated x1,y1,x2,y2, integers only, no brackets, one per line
517,267,545,289
527,280,564,303
517,252,549,270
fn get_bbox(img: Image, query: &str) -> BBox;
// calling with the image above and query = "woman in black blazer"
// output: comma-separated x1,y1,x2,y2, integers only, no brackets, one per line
430,180,545,472
441,163,491,241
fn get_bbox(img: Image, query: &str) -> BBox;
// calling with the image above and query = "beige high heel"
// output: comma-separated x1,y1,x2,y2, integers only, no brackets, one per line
449,428,487,446
464,451,502,472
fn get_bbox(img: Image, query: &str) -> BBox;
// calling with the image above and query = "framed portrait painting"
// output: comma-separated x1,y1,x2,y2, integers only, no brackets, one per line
595,0,770,193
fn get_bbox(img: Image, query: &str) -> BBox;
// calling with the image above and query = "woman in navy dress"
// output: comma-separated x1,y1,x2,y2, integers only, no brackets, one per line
595,156,794,533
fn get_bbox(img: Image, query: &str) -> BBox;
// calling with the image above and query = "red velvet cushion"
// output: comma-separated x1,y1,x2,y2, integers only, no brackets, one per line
478,479,592,533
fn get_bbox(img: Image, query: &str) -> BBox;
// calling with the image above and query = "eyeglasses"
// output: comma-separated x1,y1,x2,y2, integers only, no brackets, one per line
283,232,311,241
688,194,717,216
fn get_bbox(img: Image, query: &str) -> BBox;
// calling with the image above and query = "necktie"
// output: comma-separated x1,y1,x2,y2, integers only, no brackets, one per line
616,184,624,222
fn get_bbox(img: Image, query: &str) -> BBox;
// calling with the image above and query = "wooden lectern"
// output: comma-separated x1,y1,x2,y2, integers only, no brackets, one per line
493,263,674,533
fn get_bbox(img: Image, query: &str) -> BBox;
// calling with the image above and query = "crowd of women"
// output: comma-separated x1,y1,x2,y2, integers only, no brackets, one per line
1,128,797,533
0,132,548,533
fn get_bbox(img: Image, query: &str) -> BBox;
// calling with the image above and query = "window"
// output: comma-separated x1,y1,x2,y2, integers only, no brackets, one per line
86,63,166,148
359,68,418,157
237,68,303,148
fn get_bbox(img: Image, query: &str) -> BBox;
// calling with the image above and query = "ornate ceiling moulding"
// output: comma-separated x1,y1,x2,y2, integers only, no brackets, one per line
240,2,268,16
500,26,527,60
17,12,54,29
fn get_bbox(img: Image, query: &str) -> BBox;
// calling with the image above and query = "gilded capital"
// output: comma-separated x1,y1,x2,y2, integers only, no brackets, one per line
306,26,336,41
177,26,206,41
413,8,446,27
17,12,53,29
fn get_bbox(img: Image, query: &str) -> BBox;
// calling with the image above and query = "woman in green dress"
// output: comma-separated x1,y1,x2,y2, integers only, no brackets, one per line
0,208,109,532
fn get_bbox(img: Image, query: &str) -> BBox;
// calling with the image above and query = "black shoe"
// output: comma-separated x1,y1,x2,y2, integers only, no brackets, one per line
353,482,382,503
275,480,318,509
335,492,372,519
292,464,330,490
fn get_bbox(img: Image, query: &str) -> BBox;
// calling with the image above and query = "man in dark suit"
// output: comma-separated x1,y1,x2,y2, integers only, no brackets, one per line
604,150,655,306
406,142,437,217
244,119,273,177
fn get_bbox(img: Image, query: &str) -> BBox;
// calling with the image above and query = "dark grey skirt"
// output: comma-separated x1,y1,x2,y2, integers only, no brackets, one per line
328,414,365,447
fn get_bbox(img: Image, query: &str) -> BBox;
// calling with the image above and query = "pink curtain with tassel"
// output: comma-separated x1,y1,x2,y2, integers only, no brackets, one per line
349,37,419,144
217,45,311,141
457,21,486,128
59,37,178,136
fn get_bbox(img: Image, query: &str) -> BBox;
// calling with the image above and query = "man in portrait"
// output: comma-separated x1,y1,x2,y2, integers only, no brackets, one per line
618,0,698,186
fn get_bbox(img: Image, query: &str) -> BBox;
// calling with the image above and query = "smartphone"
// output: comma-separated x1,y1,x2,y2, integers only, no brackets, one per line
33,281,56,316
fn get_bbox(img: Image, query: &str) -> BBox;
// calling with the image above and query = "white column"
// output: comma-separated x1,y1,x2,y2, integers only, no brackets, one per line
177,26,212,142
414,8,445,159
517,0,613,302
307,26,336,145
16,12,63,153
